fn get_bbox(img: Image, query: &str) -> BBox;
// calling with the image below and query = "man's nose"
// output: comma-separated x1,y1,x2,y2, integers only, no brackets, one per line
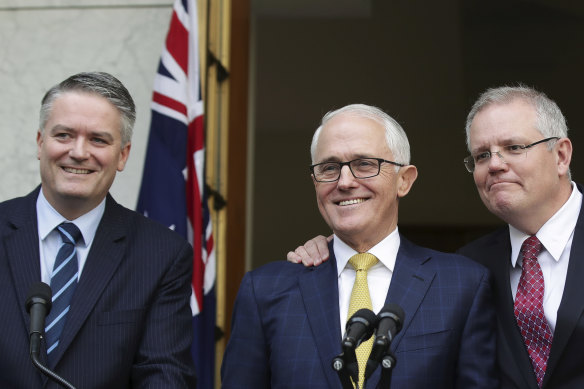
337,165,357,188
69,139,90,159
487,150,507,170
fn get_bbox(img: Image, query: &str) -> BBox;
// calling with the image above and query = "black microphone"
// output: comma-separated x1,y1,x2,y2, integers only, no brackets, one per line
365,304,405,379
339,308,378,386
342,308,379,350
25,282,77,389
25,282,53,358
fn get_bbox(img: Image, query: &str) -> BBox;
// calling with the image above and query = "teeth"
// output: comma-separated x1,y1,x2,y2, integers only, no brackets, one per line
339,198,364,206
63,167,90,174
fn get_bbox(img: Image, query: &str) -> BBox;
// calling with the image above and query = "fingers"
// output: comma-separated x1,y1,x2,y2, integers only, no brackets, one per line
287,250,302,263
286,246,320,266
301,239,323,267
287,243,320,266
287,235,332,267
315,235,332,260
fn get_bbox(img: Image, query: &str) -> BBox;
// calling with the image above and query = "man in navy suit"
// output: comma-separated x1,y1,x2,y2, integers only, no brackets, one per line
292,86,583,389
222,104,498,388
457,86,582,389
0,72,196,388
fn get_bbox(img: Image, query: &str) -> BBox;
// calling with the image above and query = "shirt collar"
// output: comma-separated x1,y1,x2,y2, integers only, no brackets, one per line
36,188,106,247
334,228,400,277
510,181,582,267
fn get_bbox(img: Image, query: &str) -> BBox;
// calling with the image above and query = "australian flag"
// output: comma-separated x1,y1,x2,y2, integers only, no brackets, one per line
137,0,216,387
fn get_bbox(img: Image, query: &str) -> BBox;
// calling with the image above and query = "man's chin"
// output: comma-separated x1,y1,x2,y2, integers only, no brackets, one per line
484,196,516,220
52,187,97,204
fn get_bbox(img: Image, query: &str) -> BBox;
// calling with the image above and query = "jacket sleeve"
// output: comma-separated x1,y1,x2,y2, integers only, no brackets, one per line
131,241,197,388
455,269,500,388
221,272,271,388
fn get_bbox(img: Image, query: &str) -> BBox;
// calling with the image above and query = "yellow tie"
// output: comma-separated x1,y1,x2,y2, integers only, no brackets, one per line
348,253,379,388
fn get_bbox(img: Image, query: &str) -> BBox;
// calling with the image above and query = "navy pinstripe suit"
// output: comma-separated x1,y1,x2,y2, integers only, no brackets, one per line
221,237,498,388
0,187,196,388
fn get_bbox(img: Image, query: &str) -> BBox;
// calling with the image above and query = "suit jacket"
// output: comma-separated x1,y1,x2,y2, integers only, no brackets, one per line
0,187,197,388
221,236,498,388
458,183,584,389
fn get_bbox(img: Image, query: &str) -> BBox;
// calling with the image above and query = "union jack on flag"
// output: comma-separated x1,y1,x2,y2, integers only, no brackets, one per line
137,0,216,387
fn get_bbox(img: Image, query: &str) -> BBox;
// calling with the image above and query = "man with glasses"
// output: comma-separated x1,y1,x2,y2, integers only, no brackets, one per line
222,104,498,388
290,86,583,389
458,86,580,389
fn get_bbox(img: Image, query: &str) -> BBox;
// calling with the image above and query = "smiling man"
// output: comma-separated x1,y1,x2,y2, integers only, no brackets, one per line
0,72,196,388
221,104,498,388
291,87,584,389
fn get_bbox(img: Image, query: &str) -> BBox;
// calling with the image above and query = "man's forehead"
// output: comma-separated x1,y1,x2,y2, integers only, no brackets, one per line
473,98,536,123
470,101,540,143
315,134,391,163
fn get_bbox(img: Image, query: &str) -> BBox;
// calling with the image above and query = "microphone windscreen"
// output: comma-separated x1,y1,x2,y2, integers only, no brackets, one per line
25,282,52,313
378,303,405,332
347,308,378,327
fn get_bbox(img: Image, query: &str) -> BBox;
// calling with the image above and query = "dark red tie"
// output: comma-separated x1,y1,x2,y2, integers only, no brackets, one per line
514,235,553,387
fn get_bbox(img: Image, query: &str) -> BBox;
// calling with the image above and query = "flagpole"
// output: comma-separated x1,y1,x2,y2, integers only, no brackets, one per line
205,0,232,387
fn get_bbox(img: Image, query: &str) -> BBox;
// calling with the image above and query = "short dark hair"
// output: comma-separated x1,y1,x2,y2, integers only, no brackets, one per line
39,72,136,146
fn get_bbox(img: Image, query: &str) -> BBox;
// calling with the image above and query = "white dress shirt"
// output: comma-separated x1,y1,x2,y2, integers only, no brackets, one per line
509,181,582,332
335,228,399,336
37,188,105,284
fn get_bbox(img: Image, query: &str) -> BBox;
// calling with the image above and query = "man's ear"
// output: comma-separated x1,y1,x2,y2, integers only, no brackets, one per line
117,142,132,172
36,131,43,160
555,137,572,177
397,165,418,198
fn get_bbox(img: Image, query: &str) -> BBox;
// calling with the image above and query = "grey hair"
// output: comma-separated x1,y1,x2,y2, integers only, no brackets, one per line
310,104,411,168
465,85,568,150
39,72,136,146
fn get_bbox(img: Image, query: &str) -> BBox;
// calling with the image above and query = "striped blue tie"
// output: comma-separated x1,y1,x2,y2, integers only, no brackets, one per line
44,222,81,362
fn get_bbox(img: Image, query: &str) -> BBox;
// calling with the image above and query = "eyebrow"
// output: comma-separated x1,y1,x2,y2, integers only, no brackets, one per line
48,124,115,142
48,124,74,134
471,137,530,154
316,154,375,163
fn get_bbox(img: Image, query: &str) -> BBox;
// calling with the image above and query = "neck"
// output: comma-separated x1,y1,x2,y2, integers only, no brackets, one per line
337,225,397,253
50,196,103,221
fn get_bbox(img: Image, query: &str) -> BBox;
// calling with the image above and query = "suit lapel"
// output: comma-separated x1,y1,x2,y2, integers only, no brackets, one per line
4,189,43,350
49,196,128,367
544,191,584,386
483,229,538,388
385,237,435,351
362,237,435,388
299,242,342,389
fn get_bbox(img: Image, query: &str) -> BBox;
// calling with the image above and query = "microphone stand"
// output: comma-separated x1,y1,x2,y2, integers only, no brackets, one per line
377,351,397,388
332,353,355,389
332,340,363,389
30,333,77,389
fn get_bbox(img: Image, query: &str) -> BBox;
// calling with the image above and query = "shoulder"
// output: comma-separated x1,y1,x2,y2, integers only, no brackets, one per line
247,260,311,281
457,226,509,257
401,236,479,267
400,236,490,279
241,259,333,293
0,195,26,216
429,247,488,274
0,188,40,229
104,196,191,249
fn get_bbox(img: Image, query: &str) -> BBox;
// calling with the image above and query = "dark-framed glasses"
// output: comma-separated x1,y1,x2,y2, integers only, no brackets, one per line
310,157,405,182
463,137,560,173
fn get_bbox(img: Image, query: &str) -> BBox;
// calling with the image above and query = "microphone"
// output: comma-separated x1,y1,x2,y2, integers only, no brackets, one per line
342,308,379,350
365,304,405,379
25,282,77,389
25,282,52,358
338,308,378,386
